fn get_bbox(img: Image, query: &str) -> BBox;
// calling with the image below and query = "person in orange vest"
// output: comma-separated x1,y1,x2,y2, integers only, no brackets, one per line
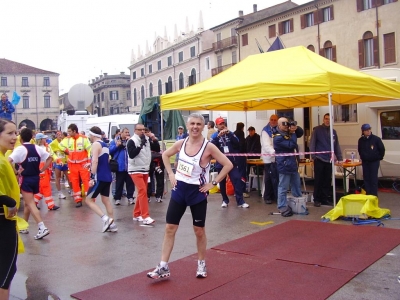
34,133,60,210
49,131,70,199
59,124,91,207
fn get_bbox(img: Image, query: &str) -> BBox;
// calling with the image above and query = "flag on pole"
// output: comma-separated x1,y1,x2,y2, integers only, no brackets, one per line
11,91,21,105
267,36,285,52
255,38,264,53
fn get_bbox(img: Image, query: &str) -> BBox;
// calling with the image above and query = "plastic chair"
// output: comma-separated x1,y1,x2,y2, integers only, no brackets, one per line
248,166,264,193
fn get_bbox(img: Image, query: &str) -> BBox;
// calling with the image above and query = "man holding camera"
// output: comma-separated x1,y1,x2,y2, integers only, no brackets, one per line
109,127,135,205
127,124,159,225
273,118,303,217
211,117,249,208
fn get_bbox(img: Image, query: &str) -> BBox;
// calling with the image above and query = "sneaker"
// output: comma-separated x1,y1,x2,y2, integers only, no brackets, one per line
68,190,72,195
238,203,250,208
221,202,228,208
115,200,121,206
243,193,250,198
313,201,321,207
132,216,143,222
147,264,170,279
102,217,114,232
156,197,163,203
143,217,155,225
128,198,135,205
107,224,118,232
64,182,70,188
196,261,207,278
49,205,60,211
265,199,273,204
19,229,29,234
148,198,151,203
75,201,82,208
397,275,400,283
58,193,66,199
34,227,50,240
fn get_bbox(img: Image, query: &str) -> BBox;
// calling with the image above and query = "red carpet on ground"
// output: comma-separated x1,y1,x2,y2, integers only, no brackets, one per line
71,220,400,300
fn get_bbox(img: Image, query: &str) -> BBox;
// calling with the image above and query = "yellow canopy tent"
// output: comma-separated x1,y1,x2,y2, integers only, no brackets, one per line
160,45,400,205
160,46,400,111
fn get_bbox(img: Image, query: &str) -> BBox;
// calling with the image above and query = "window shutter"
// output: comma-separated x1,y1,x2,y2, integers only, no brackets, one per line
318,9,323,24
269,25,276,38
358,39,365,69
376,0,383,6
356,0,363,12
109,91,112,100
319,48,324,56
313,11,319,24
373,36,379,66
300,14,305,29
290,19,294,32
332,46,337,62
384,32,396,64
330,5,334,20
278,22,283,35
371,0,377,8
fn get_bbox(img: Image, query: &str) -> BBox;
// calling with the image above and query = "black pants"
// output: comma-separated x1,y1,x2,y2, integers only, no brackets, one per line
147,164,165,198
114,171,135,200
362,160,380,196
0,217,17,289
263,163,278,201
313,159,332,203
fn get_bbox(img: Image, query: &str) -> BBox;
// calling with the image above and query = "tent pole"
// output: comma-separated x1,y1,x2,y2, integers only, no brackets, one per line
328,93,336,206
160,110,164,144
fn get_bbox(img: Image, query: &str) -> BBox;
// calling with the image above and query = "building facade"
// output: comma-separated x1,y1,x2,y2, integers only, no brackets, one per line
0,59,59,130
89,72,132,116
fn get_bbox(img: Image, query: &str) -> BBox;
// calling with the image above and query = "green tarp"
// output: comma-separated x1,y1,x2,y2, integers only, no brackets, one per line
138,96,185,140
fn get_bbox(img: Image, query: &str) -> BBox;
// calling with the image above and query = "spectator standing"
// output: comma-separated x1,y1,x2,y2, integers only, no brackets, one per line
233,122,249,197
49,131,70,199
174,126,188,169
127,124,159,225
309,113,343,207
211,117,249,208
147,113,233,280
358,124,385,196
246,127,261,159
0,94,15,120
86,126,117,233
59,124,91,208
8,128,52,239
273,118,302,217
109,127,135,205
145,128,164,203
0,119,22,299
261,115,279,204
206,121,216,140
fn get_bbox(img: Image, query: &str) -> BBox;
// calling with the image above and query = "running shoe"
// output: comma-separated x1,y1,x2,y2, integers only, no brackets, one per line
196,261,207,278
19,229,29,234
102,217,114,232
34,228,50,240
75,201,82,208
156,197,162,203
143,217,155,225
115,200,121,206
132,216,143,222
58,193,66,199
221,202,228,208
128,198,135,205
49,205,60,211
64,182,70,188
107,224,118,232
147,264,170,279
237,203,250,208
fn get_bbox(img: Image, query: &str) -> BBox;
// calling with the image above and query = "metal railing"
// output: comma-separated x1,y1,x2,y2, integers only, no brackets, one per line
212,36,238,51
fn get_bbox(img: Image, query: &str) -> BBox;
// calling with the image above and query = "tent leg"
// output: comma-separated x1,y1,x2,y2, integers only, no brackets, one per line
328,93,337,206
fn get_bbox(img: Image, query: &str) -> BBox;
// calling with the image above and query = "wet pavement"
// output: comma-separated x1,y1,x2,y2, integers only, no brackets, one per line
9,179,400,300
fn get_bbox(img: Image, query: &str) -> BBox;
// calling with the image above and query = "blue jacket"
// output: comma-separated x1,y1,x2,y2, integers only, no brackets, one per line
358,133,385,162
310,124,342,162
273,129,298,174
109,138,128,172
0,100,15,120
211,130,240,169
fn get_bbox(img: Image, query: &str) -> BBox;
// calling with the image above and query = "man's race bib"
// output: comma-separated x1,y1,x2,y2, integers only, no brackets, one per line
56,151,65,158
177,159,194,177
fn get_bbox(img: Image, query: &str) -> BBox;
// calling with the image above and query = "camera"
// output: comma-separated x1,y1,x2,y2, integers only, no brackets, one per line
155,166,163,174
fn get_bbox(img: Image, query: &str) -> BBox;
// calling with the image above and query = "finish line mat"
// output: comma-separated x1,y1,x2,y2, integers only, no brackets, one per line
71,220,400,300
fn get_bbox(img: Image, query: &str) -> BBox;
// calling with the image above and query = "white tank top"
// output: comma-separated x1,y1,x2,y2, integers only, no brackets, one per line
175,137,210,185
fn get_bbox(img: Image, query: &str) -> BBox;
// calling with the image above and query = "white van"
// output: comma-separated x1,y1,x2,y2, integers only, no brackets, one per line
85,114,140,140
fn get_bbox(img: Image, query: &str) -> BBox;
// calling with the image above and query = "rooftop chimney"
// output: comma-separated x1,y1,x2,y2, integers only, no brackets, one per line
120,72,125,75
239,10,244,17
103,73,108,76
253,4,257,12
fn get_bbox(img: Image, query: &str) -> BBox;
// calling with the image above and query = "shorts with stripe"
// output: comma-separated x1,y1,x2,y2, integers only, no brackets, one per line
88,181,111,199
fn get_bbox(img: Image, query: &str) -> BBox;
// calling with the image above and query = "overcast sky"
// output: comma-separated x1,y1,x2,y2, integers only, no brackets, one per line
2,0,308,93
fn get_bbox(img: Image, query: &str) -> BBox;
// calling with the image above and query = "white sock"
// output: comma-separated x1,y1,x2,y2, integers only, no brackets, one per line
38,222,45,230
101,215,108,222
160,261,168,268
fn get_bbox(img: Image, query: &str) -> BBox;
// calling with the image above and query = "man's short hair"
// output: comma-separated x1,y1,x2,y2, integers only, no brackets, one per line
208,121,215,127
68,123,78,133
20,128,33,142
188,113,205,125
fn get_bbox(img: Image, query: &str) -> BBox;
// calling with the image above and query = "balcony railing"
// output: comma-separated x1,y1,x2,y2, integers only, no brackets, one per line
211,63,237,76
212,36,238,52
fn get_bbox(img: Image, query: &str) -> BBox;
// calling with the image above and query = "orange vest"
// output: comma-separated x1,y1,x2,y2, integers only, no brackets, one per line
59,134,91,164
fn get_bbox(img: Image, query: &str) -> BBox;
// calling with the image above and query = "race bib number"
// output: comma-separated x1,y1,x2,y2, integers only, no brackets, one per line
177,159,194,177
56,151,65,158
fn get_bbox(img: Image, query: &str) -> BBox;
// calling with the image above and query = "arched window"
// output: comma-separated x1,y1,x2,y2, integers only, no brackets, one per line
358,31,377,68
189,68,196,86
158,79,162,95
167,76,173,93
133,88,137,106
43,92,50,108
149,82,153,97
141,85,145,103
179,72,184,90
307,45,315,52
320,41,336,62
